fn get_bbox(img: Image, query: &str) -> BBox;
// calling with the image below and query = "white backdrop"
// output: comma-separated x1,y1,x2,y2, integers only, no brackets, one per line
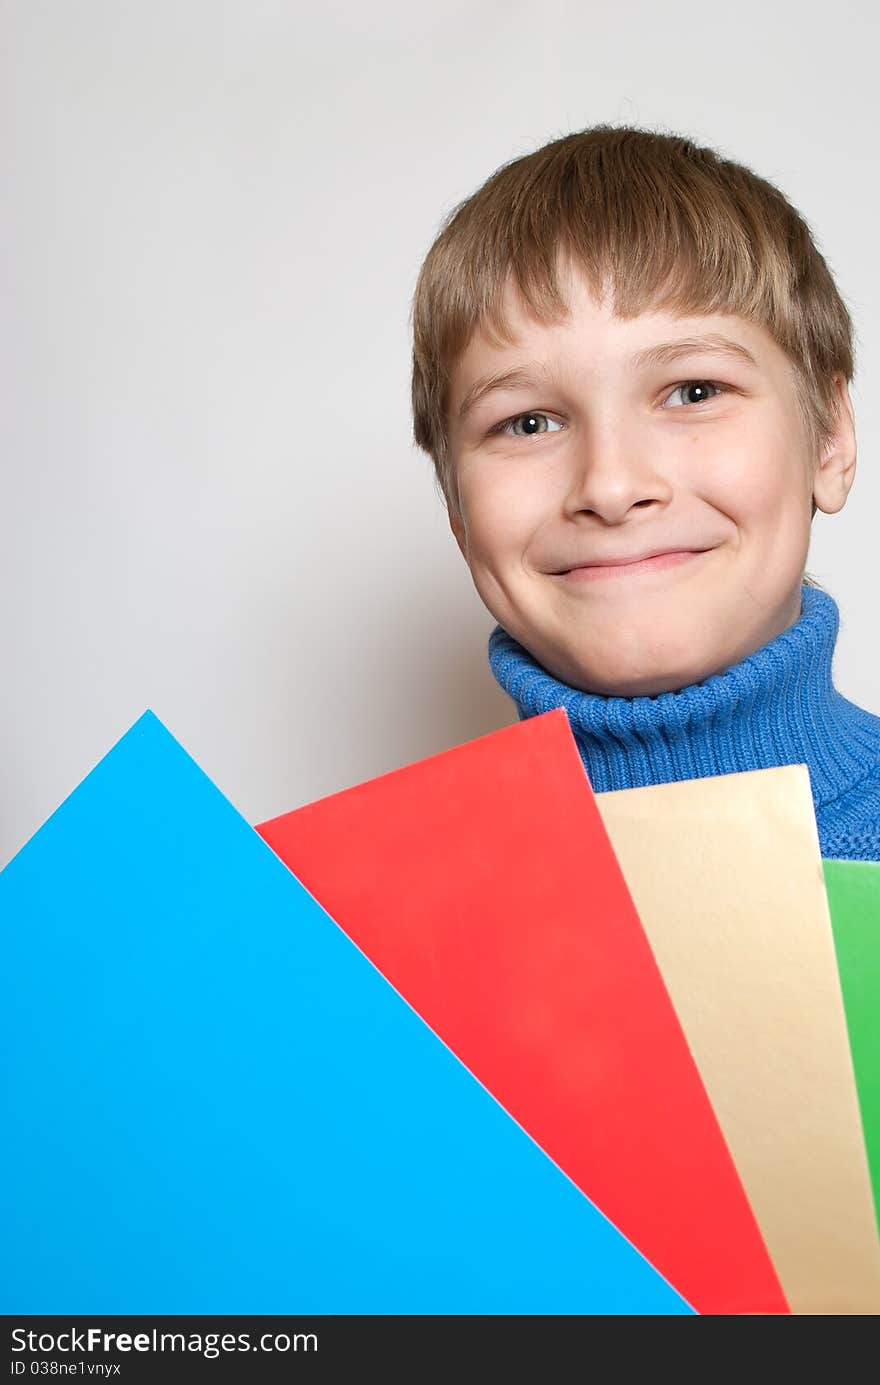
2,0,878,869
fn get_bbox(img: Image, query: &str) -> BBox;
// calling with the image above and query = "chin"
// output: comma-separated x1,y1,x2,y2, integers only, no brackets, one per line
555,627,716,698
583,672,689,698
570,651,722,699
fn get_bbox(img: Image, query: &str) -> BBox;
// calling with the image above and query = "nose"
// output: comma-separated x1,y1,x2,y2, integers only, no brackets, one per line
563,423,673,524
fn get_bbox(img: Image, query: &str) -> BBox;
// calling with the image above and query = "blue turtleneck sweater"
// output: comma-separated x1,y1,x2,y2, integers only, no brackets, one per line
488,584,880,862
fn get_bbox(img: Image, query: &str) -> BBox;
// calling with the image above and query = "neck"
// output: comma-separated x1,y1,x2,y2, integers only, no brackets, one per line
487,584,869,808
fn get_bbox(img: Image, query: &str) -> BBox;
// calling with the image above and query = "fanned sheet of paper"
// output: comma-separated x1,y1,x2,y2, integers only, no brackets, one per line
596,765,880,1315
823,858,880,1234
0,710,693,1315
258,708,787,1316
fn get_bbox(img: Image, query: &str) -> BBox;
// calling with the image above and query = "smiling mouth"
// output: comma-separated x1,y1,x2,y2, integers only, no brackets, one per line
556,550,710,580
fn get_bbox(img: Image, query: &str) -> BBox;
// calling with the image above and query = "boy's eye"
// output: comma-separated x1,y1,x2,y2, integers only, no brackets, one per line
663,380,726,408
492,412,564,437
490,381,728,437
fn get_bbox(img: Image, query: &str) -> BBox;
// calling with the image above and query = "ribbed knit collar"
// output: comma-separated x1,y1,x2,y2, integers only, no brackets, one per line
487,584,880,809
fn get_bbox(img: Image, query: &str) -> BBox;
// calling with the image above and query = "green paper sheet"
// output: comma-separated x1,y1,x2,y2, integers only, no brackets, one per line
824,858,880,1234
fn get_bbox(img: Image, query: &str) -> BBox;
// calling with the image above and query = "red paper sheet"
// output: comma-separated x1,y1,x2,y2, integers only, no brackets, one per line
257,709,787,1315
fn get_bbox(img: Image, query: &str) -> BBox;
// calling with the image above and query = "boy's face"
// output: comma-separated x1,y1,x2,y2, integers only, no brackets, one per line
446,263,856,696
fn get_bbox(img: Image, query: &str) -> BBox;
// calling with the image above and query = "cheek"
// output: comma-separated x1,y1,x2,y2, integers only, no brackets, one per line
460,469,548,561
692,425,807,526
716,469,785,523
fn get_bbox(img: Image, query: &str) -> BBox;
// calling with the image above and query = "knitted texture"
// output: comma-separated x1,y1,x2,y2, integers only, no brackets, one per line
487,584,880,862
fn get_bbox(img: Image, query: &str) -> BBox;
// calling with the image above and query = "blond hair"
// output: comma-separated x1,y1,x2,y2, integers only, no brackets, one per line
410,123,854,553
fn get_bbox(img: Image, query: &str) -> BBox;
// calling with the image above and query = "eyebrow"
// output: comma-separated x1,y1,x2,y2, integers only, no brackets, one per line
456,333,759,422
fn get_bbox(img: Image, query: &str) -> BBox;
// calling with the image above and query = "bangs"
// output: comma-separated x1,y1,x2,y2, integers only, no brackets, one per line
428,132,811,361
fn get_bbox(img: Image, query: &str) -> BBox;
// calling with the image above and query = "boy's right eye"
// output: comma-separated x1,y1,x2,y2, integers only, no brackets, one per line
491,412,564,438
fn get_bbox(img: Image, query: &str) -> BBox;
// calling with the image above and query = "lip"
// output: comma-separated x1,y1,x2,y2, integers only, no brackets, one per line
557,549,710,581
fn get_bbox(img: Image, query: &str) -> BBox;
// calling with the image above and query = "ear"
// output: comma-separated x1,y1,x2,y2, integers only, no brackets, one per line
448,506,468,561
812,375,857,515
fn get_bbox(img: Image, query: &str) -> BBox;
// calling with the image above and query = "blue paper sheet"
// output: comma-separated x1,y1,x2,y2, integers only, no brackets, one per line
1,711,692,1314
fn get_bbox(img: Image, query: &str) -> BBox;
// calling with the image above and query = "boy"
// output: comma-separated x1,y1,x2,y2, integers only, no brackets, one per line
410,125,880,861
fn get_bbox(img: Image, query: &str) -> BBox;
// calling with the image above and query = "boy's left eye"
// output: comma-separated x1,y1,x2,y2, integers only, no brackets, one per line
663,380,726,408
491,412,564,438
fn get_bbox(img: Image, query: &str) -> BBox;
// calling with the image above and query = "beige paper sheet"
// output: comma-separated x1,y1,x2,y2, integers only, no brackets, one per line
596,765,880,1315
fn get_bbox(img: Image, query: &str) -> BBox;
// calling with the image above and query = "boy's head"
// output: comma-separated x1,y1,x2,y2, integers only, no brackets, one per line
410,126,857,696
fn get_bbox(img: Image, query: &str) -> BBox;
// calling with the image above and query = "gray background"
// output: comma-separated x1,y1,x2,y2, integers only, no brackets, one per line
2,0,878,869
